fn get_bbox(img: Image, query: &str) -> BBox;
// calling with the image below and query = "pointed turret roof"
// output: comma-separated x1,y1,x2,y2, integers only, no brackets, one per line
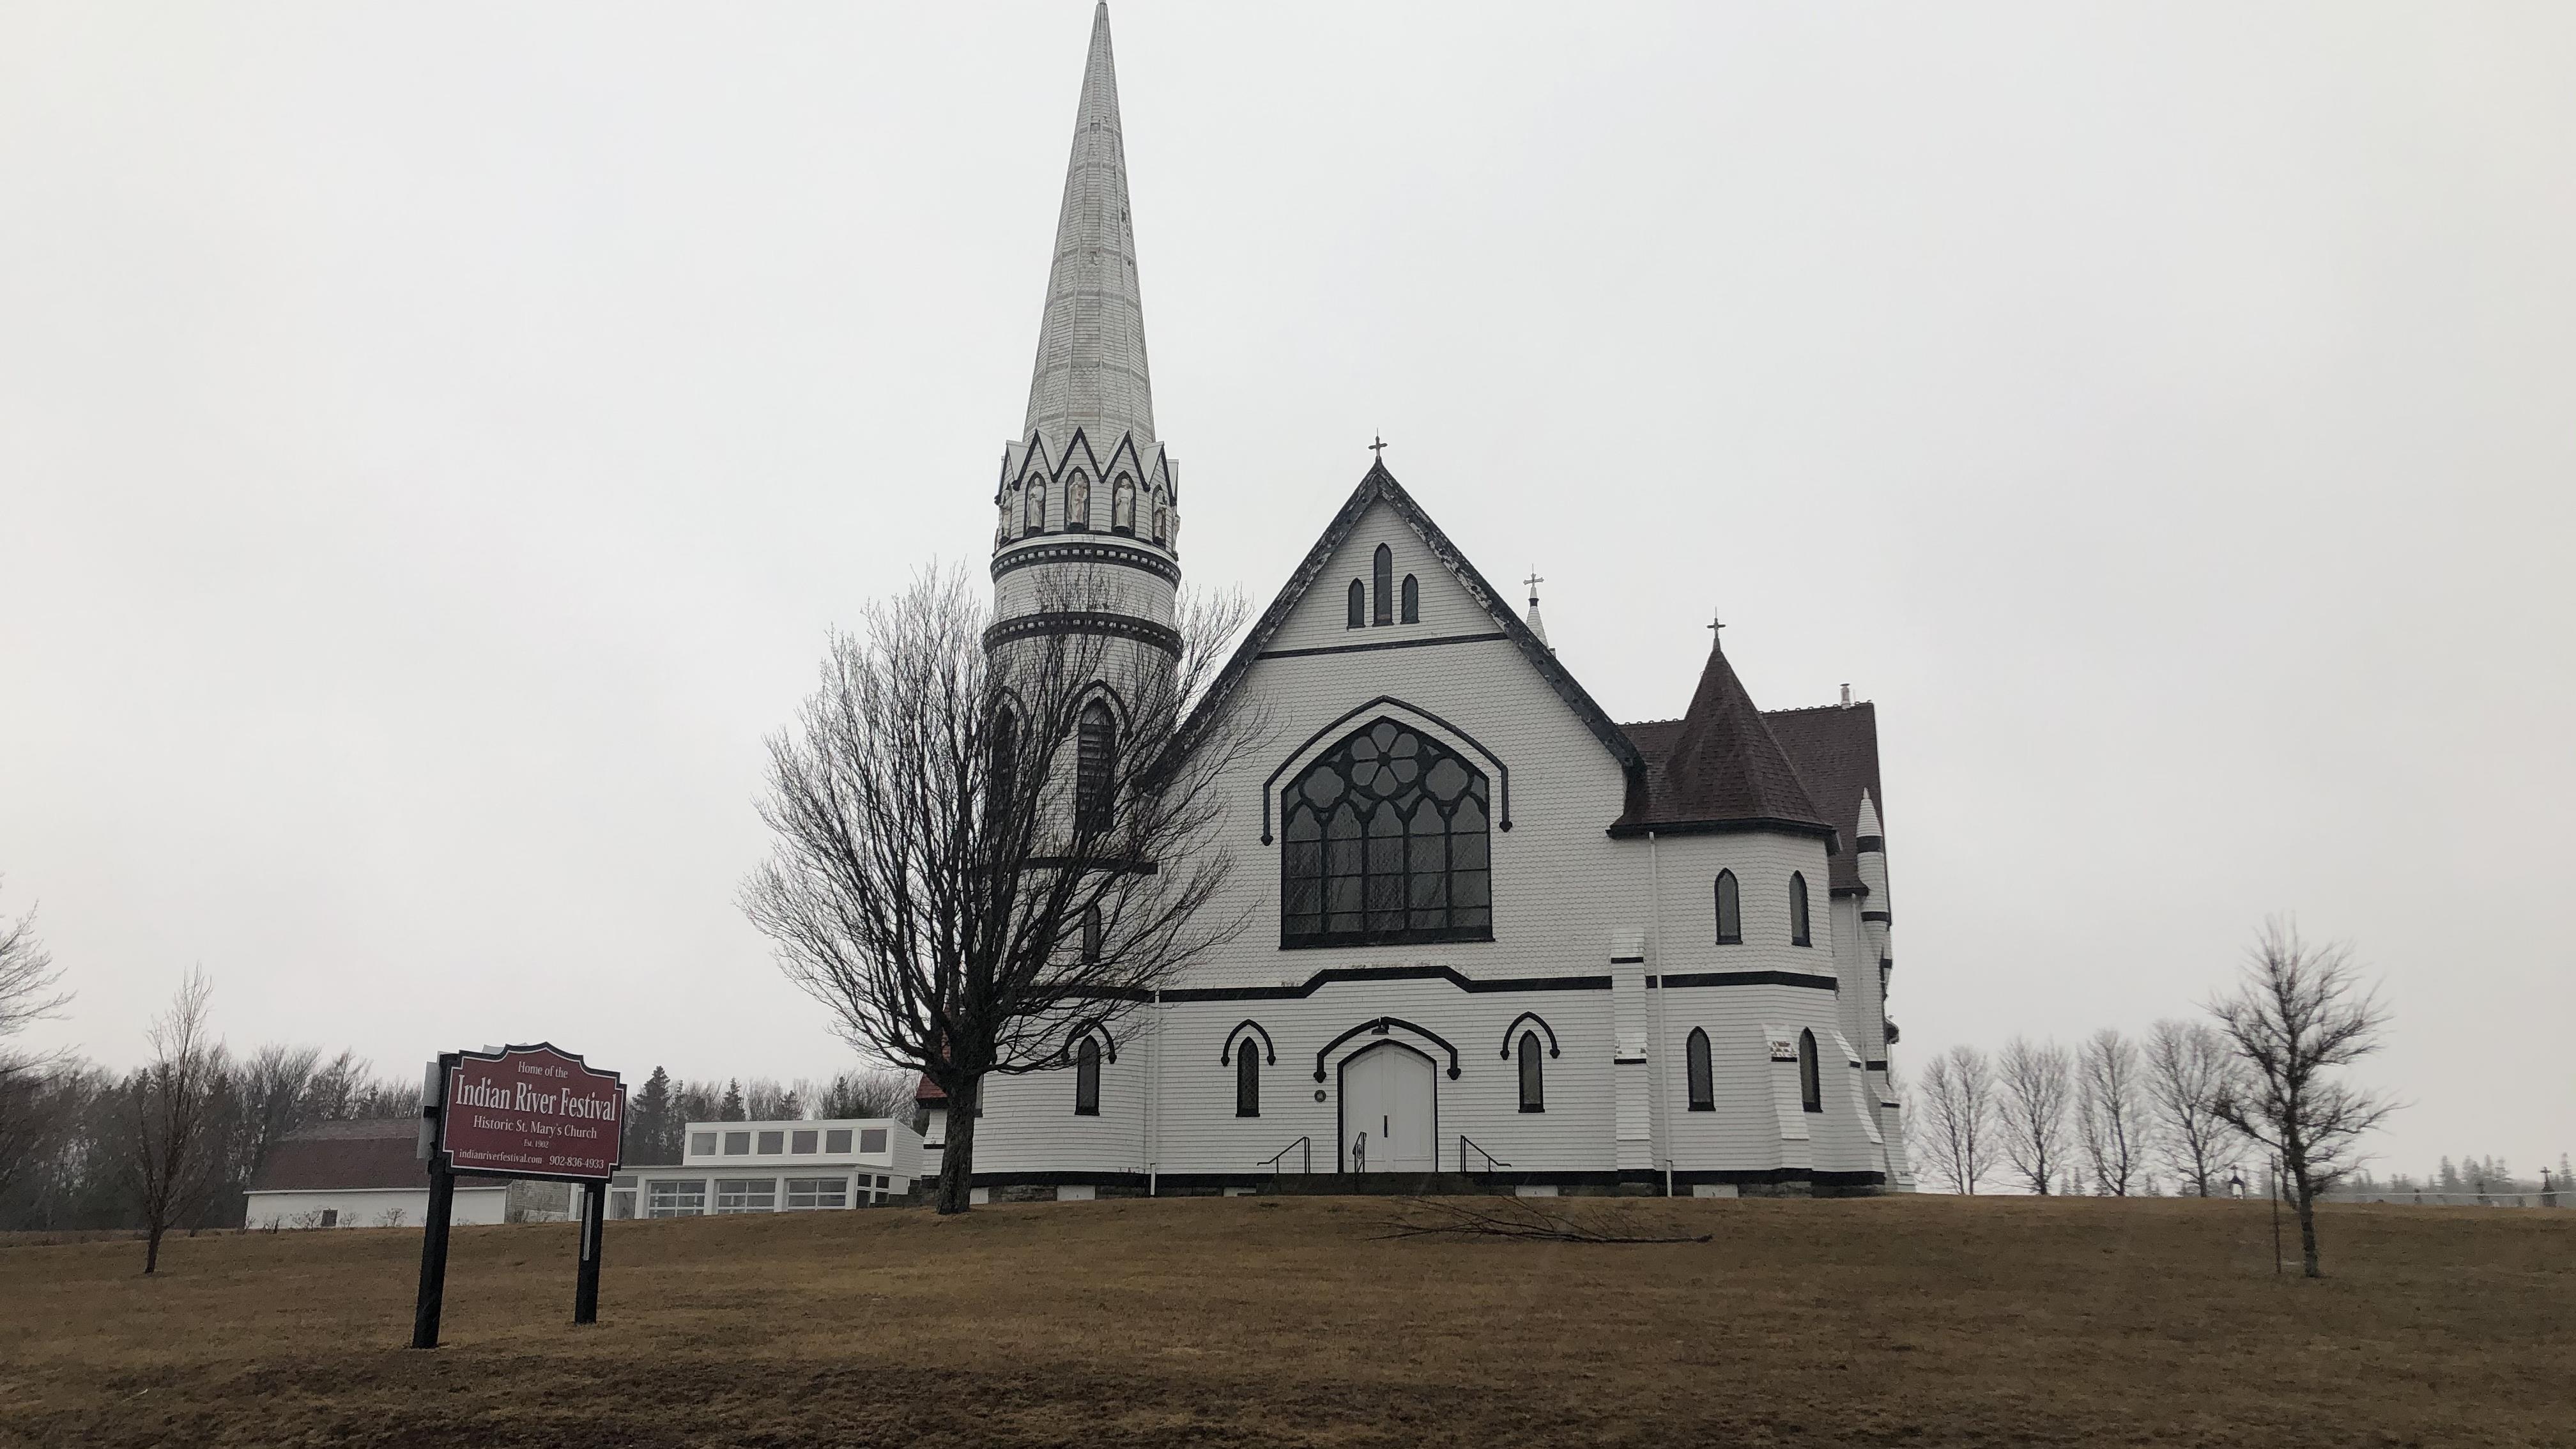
1611,635,1837,844
1023,3,1154,447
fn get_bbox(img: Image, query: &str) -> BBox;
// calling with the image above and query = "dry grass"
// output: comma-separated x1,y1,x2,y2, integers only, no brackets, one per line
1,1195,2568,1447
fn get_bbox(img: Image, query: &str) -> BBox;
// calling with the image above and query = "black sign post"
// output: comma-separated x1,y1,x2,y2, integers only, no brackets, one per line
409,1044,624,1350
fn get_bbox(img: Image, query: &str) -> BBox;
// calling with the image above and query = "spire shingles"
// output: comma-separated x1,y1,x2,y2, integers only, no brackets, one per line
1023,3,1154,448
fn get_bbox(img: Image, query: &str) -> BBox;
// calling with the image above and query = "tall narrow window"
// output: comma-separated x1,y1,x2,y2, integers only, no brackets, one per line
988,707,1019,820
1400,574,1420,624
1798,1029,1821,1112
1517,1031,1544,1112
1790,871,1811,947
1714,870,1740,944
1347,580,1366,629
1372,544,1394,625
1025,480,1047,534
1074,1036,1100,1116
1111,473,1136,533
1280,719,1491,947
1235,1048,1259,1117
1080,905,1102,963
1687,1028,1713,1110
1075,700,1116,834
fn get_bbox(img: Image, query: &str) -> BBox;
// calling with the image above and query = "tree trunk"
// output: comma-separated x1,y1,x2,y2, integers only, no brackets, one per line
143,1220,165,1275
2295,1183,2322,1278
935,1078,979,1215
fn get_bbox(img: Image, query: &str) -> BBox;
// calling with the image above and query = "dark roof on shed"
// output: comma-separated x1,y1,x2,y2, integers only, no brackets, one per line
247,1119,429,1193
1611,641,1835,845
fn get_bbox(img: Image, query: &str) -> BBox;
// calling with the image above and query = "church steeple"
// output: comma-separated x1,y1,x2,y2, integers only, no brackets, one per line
1023,2,1154,447
989,3,1181,653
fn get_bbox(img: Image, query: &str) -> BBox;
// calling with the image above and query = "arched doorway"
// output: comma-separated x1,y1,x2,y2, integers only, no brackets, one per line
1339,1041,1436,1173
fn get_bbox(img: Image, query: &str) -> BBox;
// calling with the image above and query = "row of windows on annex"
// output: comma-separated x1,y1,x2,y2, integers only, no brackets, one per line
998,470,1173,547
686,1127,886,1158
641,1173,898,1216
1346,544,1422,627
1066,1020,1830,1121
1682,1027,1827,1114
1711,869,1817,948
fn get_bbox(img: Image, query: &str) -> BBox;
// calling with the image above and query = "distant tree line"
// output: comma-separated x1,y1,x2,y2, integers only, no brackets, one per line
1912,919,2421,1277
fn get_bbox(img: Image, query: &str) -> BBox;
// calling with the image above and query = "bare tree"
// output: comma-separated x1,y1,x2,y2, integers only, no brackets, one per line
744,569,1259,1213
2074,1027,2153,1195
1995,1036,2074,1195
0,882,70,1197
2143,1017,2241,1197
2208,919,2397,1277
1912,1043,1998,1194
809,1065,916,1122
129,969,228,1273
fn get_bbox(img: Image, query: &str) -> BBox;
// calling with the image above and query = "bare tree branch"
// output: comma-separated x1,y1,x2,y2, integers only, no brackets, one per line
128,968,226,1274
2074,1028,2154,1195
744,566,1264,1213
2143,1017,2244,1197
2207,918,2398,1276
1912,1043,1998,1195
1996,1036,2074,1195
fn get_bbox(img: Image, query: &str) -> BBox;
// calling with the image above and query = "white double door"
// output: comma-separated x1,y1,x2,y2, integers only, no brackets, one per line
1341,1043,1436,1173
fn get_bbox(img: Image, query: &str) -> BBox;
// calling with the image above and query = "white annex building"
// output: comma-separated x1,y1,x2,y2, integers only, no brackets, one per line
969,6,1910,1199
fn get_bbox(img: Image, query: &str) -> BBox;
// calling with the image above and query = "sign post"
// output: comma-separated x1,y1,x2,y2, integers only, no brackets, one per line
410,1043,624,1349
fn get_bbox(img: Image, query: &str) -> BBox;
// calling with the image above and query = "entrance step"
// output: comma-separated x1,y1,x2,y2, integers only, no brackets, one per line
1258,1172,1509,1197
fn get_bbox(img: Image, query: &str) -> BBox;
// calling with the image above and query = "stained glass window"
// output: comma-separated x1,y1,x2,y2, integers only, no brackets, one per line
1280,719,1491,947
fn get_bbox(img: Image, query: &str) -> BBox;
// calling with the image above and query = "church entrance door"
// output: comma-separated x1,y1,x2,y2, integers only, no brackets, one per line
1340,1041,1436,1173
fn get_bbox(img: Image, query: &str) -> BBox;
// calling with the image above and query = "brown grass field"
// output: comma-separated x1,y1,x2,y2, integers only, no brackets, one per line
1,1194,2568,1447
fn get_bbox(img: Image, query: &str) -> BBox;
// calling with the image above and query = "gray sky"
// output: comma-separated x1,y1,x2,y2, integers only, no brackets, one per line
4,3,2569,1181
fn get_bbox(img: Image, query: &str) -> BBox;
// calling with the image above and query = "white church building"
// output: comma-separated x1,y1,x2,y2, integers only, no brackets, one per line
967,6,1909,1199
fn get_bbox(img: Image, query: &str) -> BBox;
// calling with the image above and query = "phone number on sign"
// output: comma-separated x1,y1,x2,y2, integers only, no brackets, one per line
549,1154,606,1170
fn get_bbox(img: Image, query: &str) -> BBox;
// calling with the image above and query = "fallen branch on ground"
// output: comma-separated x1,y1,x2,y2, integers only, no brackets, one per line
1372,1195,1712,1244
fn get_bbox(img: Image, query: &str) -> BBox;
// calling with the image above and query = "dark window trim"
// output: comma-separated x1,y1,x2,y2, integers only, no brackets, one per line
1281,924,1493,951
1313,1015,1462,1082
1516,1031,1545,1113
1258,697,1513,842
1256,630,1508,663
1073,1036,1101,1117
1652,970,1839,992
1797,1028,1821,1113
1235,1050,1261,1118
1686,1027,1714,1111
1162,964,1608,1004
1790,871,1813,948
1346,579,1365,629
1372,544,1394,625
1498,1011,1560,1060
1400,574,1420,624
1714,869,1741,945
1218,1019,1276,1066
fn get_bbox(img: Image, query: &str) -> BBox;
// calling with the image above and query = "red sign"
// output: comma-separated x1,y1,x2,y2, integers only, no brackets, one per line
439,1043,624,1182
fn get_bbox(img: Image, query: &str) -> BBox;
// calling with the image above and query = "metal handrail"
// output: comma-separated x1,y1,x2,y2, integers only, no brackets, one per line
1259,1135,1312,1176
1459,1135,1512,1174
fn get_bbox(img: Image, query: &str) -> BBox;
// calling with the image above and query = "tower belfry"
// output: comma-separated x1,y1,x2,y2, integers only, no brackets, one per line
990,1,1180,657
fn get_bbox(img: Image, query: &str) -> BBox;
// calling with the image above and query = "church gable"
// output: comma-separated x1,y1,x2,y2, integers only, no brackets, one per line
1196,462,1643,781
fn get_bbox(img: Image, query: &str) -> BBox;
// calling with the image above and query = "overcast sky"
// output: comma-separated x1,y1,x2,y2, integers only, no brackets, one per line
4,3,2569,1182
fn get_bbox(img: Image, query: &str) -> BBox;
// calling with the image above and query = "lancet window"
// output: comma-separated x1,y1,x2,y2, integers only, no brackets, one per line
1517,1031,1544,1112
1715,870,1740,944
1790,871,1811,947
1372,544,1394,625
1074,1036,1101,1116
1075,700,1117,834
1687,1029,1713,1110
1798,1029,1821,1113
1400,574,1420,624
1347,580,1366,629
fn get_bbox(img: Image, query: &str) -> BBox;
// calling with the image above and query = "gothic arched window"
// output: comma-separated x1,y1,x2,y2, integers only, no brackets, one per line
1517,1031,1544,1113
1075,700,1117,834
1790,871,1811,947
1714,870,1740,944
988,705,1020,820
1025,479,1048,534
1080,905,1102,963
1236,1048,1259,1118
1372,544,1394,625
1687,1028,1713,1110
1280,719,1491,947
1066,471,1091,532
1400,574,1420,624
1111,473,1135,533
1798,1029,1821,1113
1346,580,1365,629
1074,1036,1101,1116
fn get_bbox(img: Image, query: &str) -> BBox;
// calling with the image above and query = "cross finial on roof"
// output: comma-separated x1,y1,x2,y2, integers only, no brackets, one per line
1523,571,1544,604
1368,434,1388,460
1707,612,1726,647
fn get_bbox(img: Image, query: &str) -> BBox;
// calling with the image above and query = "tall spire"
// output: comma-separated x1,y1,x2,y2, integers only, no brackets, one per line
1023,3,1154,447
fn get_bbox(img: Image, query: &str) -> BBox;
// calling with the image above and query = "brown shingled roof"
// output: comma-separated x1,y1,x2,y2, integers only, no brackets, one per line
1761,701,1884,897
1611,641,1834,843
246,1119,429,1193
